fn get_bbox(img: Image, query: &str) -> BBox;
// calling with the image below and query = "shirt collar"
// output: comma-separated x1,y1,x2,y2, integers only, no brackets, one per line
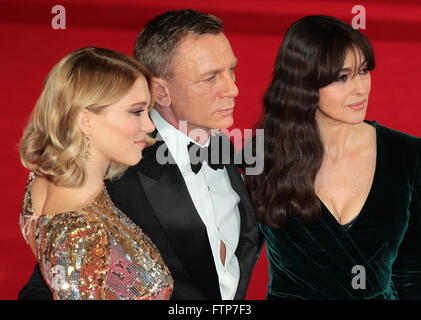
150,109,210,170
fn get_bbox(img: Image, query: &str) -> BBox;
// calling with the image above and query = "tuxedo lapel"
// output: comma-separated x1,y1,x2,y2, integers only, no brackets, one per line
225,163,260,300
210,133,259,299
136,139,221,299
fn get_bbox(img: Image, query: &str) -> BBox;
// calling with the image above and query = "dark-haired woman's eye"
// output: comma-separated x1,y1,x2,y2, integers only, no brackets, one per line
336,74,348,82
359,68,370,75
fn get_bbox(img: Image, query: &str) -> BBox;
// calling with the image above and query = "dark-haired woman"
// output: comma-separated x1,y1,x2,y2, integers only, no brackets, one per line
248,15,421,300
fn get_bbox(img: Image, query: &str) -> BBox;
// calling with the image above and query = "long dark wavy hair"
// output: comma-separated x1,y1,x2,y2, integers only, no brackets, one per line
248,15,375,228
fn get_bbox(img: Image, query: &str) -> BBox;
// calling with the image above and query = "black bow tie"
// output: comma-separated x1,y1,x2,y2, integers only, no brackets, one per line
187,141,224,174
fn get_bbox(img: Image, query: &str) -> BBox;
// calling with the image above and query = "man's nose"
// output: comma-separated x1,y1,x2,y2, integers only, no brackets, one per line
222,71,239,98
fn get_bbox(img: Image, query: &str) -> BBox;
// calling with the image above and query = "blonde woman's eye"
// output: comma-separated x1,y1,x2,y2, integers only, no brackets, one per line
131,109,144,116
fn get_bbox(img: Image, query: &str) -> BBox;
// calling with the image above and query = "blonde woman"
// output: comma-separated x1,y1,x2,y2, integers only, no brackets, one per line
19,46,173,300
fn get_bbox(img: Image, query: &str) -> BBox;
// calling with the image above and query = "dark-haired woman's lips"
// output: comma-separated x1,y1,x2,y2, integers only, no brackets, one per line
346,100,365,111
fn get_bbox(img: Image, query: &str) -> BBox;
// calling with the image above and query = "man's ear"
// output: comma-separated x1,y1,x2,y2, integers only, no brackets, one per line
153,77,171,107
77,109,92,136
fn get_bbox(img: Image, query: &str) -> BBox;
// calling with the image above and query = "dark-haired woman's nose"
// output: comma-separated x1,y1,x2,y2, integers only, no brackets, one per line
352,73,370,96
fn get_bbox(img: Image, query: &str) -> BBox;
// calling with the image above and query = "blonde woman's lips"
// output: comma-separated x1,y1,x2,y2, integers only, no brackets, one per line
134,139,146,148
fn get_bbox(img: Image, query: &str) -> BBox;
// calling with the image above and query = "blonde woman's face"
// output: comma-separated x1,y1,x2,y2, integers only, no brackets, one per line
89,76,155,166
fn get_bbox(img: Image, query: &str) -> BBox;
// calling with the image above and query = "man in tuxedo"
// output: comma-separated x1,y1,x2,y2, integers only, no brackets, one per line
18,9,260,300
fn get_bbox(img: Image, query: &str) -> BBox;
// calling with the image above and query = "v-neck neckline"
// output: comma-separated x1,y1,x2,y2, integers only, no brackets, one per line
318,120,380,230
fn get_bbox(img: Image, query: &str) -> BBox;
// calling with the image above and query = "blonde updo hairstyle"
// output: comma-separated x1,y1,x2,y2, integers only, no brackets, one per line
19,46,155,187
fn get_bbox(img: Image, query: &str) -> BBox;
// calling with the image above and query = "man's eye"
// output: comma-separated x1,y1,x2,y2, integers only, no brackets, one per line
230,67,237,80
359,68,369,75
204,75,216,81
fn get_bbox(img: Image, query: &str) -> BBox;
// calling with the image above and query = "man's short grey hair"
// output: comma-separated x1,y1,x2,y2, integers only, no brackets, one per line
134,9,224,79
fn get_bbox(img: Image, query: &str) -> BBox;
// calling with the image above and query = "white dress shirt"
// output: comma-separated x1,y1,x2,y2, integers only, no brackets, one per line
150,109,241,300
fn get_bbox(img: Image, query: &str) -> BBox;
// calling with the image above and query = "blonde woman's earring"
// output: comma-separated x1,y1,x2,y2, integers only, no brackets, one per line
80,136,91,161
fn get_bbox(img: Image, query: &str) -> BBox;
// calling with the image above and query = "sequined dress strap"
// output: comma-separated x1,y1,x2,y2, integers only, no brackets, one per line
19,172,38,248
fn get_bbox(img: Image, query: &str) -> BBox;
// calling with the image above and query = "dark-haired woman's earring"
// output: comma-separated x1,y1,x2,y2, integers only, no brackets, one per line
80,136,91,161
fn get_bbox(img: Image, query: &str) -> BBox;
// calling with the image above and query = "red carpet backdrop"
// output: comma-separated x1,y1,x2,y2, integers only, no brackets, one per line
0,0,420,300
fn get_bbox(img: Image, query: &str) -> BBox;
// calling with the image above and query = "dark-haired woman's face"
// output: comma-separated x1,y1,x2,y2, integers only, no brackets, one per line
317,48,371,125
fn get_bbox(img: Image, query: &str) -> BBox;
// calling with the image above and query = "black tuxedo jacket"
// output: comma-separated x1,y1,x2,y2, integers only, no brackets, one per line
18,133,260,300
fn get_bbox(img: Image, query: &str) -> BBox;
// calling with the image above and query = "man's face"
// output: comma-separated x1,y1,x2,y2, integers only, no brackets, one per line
165,32,239,138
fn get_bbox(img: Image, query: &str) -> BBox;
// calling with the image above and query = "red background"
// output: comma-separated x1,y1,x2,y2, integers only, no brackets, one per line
1,0,420,300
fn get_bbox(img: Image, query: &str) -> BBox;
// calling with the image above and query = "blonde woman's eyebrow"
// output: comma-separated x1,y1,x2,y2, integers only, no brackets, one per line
130,102,148,107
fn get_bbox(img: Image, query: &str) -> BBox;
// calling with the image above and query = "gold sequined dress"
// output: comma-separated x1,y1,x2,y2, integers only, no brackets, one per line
19,172,173,300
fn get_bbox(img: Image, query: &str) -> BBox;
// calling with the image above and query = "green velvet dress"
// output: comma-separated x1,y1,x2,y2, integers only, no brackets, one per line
261,121,421,299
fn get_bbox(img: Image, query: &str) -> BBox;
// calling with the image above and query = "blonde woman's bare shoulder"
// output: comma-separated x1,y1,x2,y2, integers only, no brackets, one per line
40,183,103,217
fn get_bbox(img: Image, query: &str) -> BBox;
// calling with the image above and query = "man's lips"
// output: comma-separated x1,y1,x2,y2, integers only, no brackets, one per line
216,107,234,115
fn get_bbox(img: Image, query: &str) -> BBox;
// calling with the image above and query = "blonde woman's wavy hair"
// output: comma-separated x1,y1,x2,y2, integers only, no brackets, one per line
19,46,155,187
